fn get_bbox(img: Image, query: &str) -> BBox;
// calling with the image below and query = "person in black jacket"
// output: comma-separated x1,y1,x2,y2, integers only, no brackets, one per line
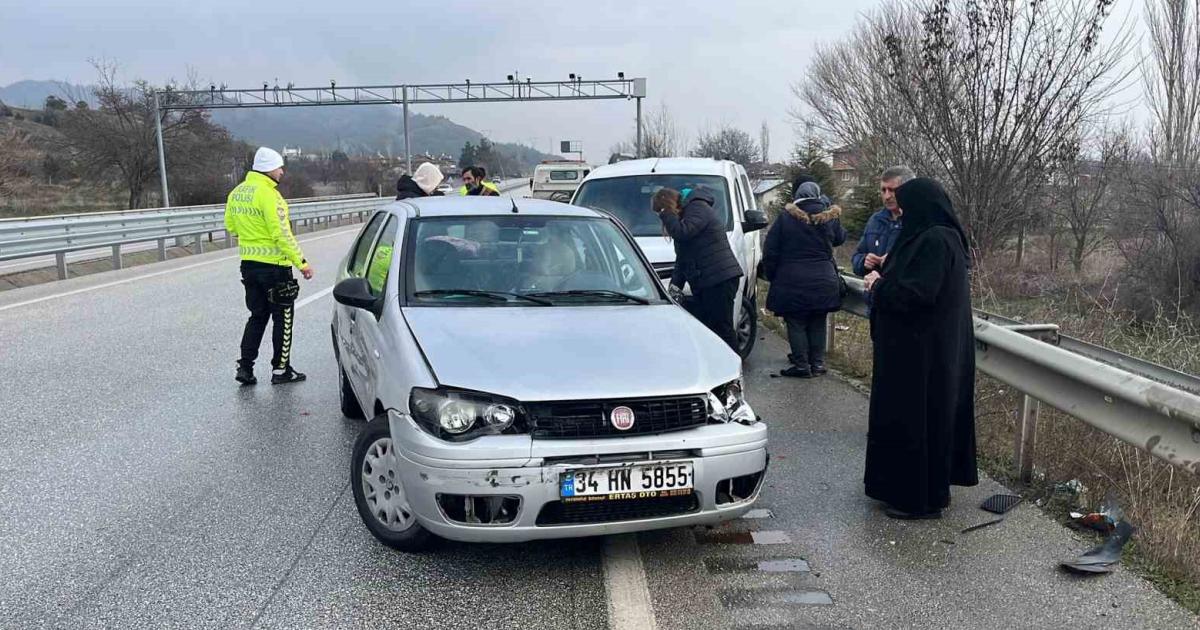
396,162,445,200
862,177,977,519
653,186,744,351
762,181,847,378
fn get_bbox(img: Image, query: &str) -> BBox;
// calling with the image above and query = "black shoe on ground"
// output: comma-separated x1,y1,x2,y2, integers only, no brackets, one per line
811,364,828,376
884,506,943,520
235,367,257,386
780,365,814,379
271,367,307,385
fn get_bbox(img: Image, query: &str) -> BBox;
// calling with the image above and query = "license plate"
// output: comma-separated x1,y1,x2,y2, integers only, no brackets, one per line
560,462,694,501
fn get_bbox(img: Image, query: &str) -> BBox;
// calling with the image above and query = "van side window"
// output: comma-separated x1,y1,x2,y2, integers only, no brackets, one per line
740,173,755,210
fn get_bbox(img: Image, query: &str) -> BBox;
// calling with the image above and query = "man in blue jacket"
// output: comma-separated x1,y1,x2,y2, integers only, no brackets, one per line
851,166,915,277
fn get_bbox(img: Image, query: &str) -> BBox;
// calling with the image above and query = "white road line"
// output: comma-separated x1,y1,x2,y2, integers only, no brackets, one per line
0,227,359,314
295,286,334,309
603,534,658,630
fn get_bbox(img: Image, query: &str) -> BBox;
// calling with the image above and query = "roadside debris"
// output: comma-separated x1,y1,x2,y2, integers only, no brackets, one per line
980,494,1023,515
961,518,1005,534
1060,520,1137,575
1068,490,1124,534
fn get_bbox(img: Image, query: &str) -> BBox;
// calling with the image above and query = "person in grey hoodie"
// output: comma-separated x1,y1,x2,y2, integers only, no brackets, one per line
762,181,847,377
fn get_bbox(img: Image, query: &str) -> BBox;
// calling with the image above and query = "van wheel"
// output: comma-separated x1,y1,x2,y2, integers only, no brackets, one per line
736,295,757,359
351,414,434,552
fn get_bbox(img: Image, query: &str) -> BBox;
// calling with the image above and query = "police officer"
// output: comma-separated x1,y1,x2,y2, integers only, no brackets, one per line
225,147,313,386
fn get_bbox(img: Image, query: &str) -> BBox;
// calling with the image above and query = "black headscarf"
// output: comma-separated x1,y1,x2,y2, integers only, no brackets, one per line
892,178,969,256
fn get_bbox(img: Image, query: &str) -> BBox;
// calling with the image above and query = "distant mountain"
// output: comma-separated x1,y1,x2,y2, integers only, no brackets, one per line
1,80,560,169
0,80,91,108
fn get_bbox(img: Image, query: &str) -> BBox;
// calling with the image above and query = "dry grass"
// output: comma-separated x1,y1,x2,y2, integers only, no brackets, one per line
760,241,1200,612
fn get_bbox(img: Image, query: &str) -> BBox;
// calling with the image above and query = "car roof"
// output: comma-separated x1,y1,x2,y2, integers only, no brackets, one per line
583,157,735,180
387,195,605,219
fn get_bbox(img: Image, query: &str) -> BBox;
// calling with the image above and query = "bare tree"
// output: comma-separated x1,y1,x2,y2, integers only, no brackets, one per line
57,61,209,208
1049,124,1135,273
1116,0,1200,315
760,121,771,166
692,124,760,170
797,0,1131,255
637,103,686,158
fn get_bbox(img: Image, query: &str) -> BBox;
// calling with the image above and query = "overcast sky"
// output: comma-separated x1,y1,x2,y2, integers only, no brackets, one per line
1,0,1146,163
0,0,893,162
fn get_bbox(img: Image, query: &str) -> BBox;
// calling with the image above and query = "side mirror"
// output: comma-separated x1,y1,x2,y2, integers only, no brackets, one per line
333,277,380,312
743,209,769,233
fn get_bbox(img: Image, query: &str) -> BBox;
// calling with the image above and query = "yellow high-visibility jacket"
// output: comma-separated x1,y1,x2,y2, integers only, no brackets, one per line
224,171,307,269
457,181,500,196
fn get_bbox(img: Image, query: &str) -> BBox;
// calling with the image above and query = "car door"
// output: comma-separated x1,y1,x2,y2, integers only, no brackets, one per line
337,212,388,398
737,168,762,289
353,215,401,411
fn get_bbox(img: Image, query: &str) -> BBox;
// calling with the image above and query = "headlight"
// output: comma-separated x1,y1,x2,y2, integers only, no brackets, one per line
410,388,524,440
709,378,757,425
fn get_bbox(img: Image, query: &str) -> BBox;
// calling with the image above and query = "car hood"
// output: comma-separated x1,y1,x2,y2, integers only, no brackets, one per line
635,236,676,265
402,304,739,402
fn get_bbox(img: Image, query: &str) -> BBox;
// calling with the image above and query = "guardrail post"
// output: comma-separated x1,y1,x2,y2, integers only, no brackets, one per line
157,238,167,261
1015,395,1041,484
56,252,67,280
194,233,205,254
826,312,836,354
224,231,232,249
111,244,122,271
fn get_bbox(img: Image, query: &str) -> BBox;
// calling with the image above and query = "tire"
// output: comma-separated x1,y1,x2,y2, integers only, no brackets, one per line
735,294,758,360
351,414,435,552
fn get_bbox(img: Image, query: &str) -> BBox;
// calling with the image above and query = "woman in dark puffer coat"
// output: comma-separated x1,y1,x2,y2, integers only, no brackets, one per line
762,181,847,377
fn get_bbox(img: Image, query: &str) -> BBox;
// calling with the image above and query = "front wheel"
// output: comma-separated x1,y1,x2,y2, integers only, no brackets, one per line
351,414,434,552
735,295,758,359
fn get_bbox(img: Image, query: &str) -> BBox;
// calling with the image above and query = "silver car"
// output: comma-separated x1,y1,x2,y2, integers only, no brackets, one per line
331,196,767,551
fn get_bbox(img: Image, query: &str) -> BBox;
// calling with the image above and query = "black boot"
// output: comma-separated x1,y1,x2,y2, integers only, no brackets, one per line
271,366,307,385
811,363,827,376
235,366,257,386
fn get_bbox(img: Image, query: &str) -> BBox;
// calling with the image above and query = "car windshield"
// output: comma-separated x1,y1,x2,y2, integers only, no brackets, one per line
572,175,733,237
406,215,664,306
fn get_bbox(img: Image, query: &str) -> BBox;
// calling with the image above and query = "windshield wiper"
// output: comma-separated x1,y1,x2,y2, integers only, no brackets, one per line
528,289,651,305
413,290,553,306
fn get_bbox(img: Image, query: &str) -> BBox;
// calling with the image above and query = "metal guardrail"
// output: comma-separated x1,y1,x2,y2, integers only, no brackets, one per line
0,193,378,225
837,274,1200,478
0,181,528,281
0,196,385,280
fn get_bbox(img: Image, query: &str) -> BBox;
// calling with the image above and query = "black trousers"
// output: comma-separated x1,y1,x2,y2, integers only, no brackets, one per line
238,261,295,370
784,311,828,368
692,277,740,351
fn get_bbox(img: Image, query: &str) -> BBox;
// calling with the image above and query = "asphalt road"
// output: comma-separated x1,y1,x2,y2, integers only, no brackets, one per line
0,224,1195,629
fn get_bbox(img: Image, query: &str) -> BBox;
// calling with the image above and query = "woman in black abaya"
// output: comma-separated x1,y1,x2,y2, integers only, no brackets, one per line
862,177,978,519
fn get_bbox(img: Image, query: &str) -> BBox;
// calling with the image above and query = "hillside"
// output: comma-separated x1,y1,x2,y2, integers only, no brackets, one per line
1,80,560,168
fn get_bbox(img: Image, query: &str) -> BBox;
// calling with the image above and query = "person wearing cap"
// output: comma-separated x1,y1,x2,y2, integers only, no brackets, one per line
224,147,313,386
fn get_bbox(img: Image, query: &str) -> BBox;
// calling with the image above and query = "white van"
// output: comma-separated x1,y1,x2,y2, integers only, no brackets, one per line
571,158,769,358
530,161,591,201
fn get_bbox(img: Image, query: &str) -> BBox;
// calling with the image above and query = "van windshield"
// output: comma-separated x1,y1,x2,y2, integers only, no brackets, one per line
572,175,733,237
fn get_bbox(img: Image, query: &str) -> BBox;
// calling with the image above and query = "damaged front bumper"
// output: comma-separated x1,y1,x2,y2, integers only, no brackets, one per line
388,410,769,543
